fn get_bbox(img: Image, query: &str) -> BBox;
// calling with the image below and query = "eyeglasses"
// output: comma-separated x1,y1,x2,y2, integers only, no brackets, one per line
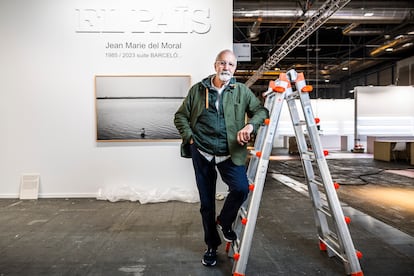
215,60,236,68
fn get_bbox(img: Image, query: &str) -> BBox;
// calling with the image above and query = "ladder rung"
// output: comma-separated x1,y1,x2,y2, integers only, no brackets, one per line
302,151,315,159
327,231,339,242
294,120,306,126
318,204,332,217
286,91,299,99
322,234,342,255
320,238,344,260
239,206,248,218
232,239,240,254
310,179,323,187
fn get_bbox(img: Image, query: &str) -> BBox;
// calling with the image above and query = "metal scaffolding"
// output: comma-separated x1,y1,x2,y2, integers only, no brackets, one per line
245,0,351,87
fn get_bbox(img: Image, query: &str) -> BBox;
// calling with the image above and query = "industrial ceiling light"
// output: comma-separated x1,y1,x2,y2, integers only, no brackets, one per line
387,41,414,54
370,35,409,56
402,42,413,48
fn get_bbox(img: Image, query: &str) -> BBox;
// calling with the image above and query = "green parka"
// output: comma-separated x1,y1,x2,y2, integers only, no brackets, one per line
174,75,269,166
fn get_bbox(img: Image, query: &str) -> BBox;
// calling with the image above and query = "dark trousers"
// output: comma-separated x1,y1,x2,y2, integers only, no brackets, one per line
190,144,249,249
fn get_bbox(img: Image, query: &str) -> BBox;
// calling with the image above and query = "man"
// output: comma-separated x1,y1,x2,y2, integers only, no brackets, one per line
174,49,268,266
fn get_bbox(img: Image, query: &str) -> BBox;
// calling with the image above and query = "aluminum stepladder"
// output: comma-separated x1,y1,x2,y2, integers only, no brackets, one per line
227,70,363,276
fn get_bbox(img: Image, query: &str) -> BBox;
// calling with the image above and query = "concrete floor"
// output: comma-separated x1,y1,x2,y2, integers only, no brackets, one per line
0,153,413,275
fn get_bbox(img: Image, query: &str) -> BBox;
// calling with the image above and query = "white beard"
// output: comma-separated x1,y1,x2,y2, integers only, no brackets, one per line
219,71,232,82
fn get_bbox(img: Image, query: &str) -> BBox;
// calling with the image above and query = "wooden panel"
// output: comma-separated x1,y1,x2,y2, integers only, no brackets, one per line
373,141,392,161
411,142,414,165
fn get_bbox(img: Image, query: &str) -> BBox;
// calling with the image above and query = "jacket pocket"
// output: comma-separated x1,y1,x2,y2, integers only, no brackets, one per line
234,103,245,123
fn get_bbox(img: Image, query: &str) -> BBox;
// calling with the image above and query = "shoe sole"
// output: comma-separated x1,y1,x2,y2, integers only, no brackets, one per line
201,259,217,266
223,236,236,243
217,224,237,242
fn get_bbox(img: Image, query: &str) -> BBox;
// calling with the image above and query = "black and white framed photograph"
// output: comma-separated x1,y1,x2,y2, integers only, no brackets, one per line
95,75,191,141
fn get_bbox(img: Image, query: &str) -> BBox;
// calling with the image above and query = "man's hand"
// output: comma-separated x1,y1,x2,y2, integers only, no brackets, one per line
237,124,254,146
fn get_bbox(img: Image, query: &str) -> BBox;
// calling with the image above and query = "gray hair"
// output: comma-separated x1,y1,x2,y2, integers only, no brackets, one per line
215,49,237,63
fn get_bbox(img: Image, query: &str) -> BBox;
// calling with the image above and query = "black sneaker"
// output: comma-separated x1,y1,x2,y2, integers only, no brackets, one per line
201,248,217,266
217,223,237,242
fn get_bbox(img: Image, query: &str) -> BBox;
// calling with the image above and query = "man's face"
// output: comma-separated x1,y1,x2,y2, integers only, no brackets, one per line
214,52,237,82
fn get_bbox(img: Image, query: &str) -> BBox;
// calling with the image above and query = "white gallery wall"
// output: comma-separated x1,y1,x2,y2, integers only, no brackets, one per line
0,0,233,201
354,86,414,148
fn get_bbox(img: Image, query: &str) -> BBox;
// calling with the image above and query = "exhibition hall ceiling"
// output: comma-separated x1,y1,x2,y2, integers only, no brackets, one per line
233,0,414,87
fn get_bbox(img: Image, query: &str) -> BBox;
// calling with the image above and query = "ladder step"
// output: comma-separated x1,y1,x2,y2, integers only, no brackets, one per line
286,91,299,100
302,151,315,160
239,206,248,219
322,234,343,255
318,204,332,217
232,240,240,255
294,120,306,126
327,231,339,243
310,179,323,187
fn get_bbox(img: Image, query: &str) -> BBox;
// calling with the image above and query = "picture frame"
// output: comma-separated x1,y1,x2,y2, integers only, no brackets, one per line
95,75,191,141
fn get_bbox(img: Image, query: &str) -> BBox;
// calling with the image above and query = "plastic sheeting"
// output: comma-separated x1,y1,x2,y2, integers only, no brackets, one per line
97,184,200,204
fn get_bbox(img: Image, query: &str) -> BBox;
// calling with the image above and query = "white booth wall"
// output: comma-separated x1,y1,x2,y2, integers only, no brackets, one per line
272,99,355,151
0,0,233,202
271,86,414,152
355,86,414,150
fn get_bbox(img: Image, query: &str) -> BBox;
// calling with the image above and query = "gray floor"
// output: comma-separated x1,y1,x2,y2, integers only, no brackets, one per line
0,155,413,275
